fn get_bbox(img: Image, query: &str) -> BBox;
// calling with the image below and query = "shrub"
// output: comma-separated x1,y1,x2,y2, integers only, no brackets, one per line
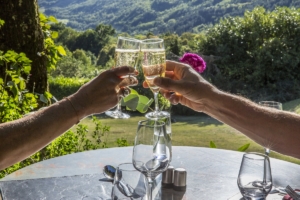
199,7,300,102
49,76,89,100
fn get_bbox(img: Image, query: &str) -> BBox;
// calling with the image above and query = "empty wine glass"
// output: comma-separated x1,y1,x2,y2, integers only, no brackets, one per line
132,120,172,200
258,101,283,156
140,38,166,119
237,152,272,200
105,36,140,119
111,163,149,200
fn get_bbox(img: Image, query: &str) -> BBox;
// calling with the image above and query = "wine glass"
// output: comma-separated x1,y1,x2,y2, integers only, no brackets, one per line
105,37,140,119
258,101,283,155
132,120,172,200
140,38,166,119
237,152,272,200
111,163,149,200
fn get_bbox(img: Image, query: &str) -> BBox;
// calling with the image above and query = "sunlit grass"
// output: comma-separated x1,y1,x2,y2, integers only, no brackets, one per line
76,109,300,165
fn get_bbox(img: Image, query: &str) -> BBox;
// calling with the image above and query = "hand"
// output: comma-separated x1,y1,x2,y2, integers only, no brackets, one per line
143,60,215,112
71,66,138,117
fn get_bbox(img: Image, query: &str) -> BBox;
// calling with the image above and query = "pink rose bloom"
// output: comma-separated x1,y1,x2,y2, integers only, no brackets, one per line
179,53,206,73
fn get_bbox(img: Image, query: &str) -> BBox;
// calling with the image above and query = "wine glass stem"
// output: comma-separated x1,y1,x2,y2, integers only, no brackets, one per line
147,178,154,200
116,97,122,113
154,92,159,113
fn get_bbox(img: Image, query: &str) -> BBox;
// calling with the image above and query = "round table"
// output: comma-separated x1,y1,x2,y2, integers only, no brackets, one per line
1,146,300,199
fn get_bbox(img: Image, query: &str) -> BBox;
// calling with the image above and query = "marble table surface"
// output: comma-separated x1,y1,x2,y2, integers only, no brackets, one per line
1,146,300,200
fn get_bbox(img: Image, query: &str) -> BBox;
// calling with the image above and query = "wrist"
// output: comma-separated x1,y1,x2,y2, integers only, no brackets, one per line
67,94,88,122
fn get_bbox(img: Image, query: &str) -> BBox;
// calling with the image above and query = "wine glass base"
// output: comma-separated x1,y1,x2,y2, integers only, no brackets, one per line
145,111,169,119
105,110,130,119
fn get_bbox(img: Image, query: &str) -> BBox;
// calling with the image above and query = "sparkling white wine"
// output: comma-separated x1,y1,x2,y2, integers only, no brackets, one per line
114,49,140,77
142,49,166,93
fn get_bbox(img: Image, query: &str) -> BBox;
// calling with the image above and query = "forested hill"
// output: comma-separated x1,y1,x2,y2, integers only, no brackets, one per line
39,0,300,34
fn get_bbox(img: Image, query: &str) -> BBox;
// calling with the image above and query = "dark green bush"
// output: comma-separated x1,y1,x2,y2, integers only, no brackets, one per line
199,7,300,102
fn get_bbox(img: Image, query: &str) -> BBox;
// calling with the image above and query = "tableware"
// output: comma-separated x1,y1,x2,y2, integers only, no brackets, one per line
285,185,300,200
111,163,149,200
237,152,272,200
258,101,283,156
105,37,140,119
103,165,116,181
132,120,172,200
140,38,166,119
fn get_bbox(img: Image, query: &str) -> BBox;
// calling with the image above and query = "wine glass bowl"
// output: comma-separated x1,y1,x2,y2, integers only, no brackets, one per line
111,163,149,200
132,119,172,200
105,37,140,119
237,152,272,200
140,38,166,118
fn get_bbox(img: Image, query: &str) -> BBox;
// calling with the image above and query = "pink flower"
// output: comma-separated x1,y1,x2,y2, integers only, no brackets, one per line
179,53,206,73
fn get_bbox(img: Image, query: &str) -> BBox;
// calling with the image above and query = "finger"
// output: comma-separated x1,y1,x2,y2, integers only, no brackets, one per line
112,66,135,77
166,60,189,71
154,77,186,94
165,71,176,79
143,81,149,88
118,76,138,88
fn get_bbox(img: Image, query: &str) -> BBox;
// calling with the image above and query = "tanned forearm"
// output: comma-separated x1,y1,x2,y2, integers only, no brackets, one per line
204,89,300,159
0,96,82,170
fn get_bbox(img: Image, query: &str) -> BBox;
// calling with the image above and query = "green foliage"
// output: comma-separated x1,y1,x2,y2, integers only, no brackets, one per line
0,116,110,179
49,76,89,100
39,13,66,72
0,50,38,122
210,141,217,148
50,48,99,79
121,88,153,113
238,143,251,152
210,141,250,151
0,19,4,27
116,137,130,147
200,7,300,102
54,23,115,56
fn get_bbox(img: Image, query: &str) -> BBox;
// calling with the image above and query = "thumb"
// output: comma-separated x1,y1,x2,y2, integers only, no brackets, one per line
154,77,186,94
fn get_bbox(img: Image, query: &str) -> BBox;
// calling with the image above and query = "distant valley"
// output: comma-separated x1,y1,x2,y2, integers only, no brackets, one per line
38,0,300,34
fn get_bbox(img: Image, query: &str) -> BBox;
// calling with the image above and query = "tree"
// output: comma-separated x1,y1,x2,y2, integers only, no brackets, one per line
0,0,48,95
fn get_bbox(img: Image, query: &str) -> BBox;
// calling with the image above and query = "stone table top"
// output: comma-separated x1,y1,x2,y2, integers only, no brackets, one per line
1,146,300,199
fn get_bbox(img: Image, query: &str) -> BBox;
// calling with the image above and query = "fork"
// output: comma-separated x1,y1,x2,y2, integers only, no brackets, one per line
285,185,300,200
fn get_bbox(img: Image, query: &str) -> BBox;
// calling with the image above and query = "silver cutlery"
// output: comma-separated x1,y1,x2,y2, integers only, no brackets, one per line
285,185,300,200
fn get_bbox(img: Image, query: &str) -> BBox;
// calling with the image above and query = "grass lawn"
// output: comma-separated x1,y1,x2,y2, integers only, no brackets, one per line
76,107,300,165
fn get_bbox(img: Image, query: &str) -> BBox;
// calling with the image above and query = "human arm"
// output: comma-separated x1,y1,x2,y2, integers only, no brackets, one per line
0,66,137,170
146,60,300,159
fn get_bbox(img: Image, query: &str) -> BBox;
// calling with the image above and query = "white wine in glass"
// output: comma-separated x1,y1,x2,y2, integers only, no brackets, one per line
105,37,140,119
141,38,166,118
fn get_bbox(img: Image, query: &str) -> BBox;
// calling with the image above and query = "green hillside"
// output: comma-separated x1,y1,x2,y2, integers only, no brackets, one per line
38,0,300,34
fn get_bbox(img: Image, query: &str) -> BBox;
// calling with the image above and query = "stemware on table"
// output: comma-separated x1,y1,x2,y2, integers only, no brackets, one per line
105,36,140,119
111,163,149,200
237,152,272,200
258,101,283,156
132,120,172,200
